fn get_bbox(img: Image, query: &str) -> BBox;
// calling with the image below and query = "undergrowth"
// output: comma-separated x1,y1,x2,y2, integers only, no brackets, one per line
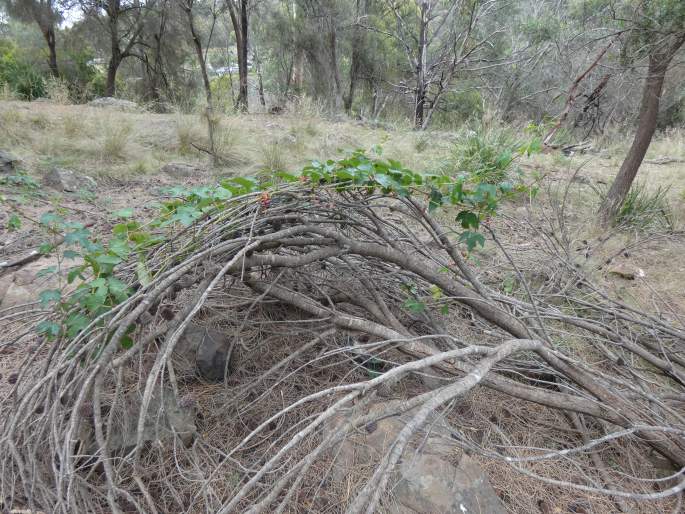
25,148,535,343
594,181,673,230
443,125,534,184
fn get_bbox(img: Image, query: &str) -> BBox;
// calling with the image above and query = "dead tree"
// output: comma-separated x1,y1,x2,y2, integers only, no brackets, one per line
381,0,500,129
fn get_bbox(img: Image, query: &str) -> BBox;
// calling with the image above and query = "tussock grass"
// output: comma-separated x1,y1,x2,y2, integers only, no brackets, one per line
260,140,286,172
62,113,83,138
45,78,71,105
592,181,674,230
175,115,201,155
99,119,132,162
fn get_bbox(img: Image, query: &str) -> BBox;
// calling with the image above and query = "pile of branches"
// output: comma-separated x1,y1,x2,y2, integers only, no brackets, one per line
1,183,684,513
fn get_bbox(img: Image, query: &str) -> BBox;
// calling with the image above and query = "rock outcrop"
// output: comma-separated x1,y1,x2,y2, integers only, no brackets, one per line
328,402,506,514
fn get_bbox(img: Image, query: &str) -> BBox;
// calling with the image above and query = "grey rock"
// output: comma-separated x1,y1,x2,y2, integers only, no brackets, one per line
0,256,84,310
0,150,20,174
44,167,97,192
173,323,234,382
88,97,140,112
328,402,506,514
78,388,198,456
161,162,205,178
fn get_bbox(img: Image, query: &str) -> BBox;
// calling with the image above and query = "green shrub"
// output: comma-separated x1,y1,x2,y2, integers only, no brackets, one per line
444,125,522,184
597,182,674,230
60,48,106,101
431,89,484,127
0,40,45,100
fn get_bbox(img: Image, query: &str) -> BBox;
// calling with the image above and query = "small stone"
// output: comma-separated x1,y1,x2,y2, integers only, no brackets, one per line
0,150,20,174
160,162,205,178
43,167,97,192
87,97,139,112
327,402,506,513
608,264,645,280
173,323,234,382
8,373,18,384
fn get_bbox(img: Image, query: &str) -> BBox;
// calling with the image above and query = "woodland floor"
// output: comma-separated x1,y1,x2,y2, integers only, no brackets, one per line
1,99,685,513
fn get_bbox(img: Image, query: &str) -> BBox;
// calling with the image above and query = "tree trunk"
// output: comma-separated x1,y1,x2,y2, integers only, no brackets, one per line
228,0,249,112
237,0,249,111
598,45,681,225
43,26,59,78
414,1,428,129
328,18,343,111
105,52,121,97
253,48,266,107
105,7,121,97
344,0,366,114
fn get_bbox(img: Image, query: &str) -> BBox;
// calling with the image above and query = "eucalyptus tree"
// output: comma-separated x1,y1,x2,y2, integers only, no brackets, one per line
76,0,155,96
378,0,504,129
224,0,248,111
598,0,685,224
1,0,62,76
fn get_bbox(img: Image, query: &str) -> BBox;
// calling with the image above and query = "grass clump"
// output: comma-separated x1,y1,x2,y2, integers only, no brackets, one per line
615,183,673,230
45,78,71,104
595,181,674,230
100,121,132,162
176,115,200,155
260,141,286,172
444,125,521,183
214,119,246,168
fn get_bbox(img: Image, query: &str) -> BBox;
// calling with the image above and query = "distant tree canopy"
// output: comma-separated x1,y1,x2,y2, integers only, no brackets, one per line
0,0,682,133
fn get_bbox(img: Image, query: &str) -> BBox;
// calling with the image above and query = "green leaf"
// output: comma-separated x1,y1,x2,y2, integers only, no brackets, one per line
37,320,60,339
39,212,64,227
67,266,85,284
64,228,92,247
275,171,299,183
39,242,54,254
440,304,450,315
456,211,479,230
136,260,152,286
429,285,443,300
428,188,443,212
63,250,80,260
112,207,134,219
109,238,131,260
95,254,122,266
107,277,130,303
120,335,134,349
36,266,57,278
459,231,486,252
39,289,62,306
120,324,136,349
65,313,90,338
7,213,21,231
404,298,426,313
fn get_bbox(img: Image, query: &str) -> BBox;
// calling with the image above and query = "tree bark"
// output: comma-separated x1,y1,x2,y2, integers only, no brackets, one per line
183,0,216,163
43,26,59,78
227,0,249,111
598,37,684,225
414,1,428,129
344,0,366,114
105,52,121,97
328,17,342,111
105,3,121,97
